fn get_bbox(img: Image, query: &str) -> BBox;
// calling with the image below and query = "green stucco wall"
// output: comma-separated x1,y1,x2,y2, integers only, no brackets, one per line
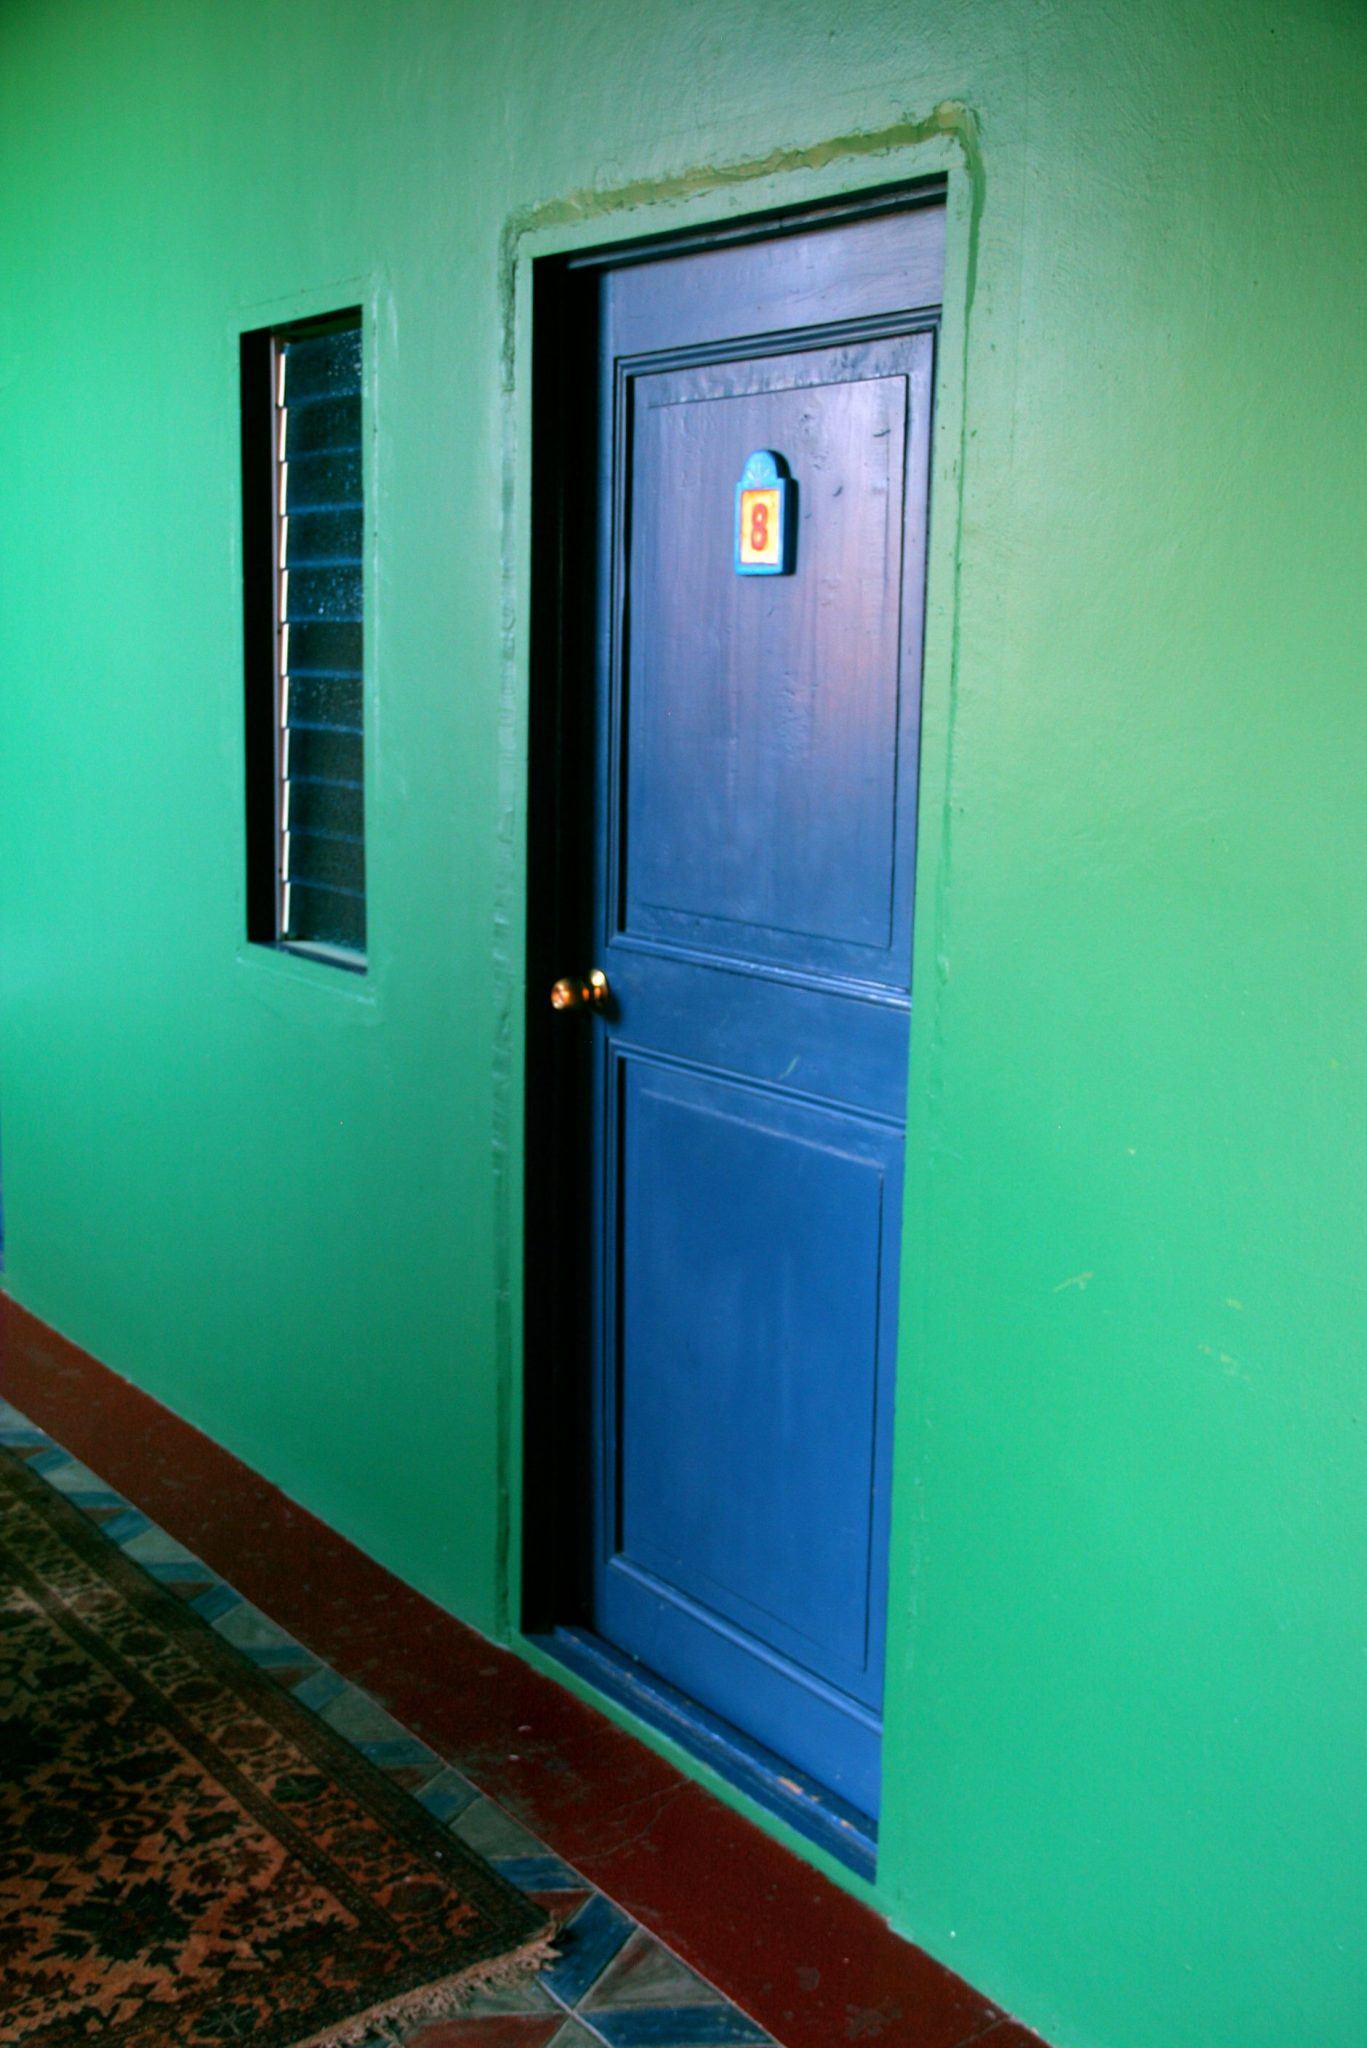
1,4,1362,2044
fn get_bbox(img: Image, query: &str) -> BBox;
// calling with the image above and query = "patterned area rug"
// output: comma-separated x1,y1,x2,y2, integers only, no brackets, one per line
0,1443,552,2047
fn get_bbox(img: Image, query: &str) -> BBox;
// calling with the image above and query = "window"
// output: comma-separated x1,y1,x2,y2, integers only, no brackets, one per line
241,310,366,965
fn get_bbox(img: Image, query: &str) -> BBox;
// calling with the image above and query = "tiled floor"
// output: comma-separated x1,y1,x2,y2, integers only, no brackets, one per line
0,1396,777,2048
0,1297,1042,2048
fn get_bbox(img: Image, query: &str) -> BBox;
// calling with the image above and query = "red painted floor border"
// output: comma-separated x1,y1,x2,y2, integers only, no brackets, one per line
0,1295,1042,2048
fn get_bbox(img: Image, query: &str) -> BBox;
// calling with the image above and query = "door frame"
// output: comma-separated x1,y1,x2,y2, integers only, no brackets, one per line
504,134,979,1907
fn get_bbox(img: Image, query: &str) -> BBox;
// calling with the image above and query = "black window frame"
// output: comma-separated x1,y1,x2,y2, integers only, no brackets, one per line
240,306,367,971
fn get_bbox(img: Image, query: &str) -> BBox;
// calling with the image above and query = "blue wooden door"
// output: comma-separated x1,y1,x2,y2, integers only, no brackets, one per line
577,208,942,1825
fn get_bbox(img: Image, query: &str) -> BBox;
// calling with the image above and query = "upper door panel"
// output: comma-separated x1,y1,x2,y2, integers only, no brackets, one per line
624,336,931,988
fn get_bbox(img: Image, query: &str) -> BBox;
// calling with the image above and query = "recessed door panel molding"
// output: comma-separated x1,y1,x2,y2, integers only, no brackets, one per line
609,1052,898,1693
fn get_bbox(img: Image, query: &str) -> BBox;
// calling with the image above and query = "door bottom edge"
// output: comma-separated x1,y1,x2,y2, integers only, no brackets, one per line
528,1623,878,1880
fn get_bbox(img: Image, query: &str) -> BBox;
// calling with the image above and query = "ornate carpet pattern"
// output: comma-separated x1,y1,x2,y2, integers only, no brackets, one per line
0,1442,550,2048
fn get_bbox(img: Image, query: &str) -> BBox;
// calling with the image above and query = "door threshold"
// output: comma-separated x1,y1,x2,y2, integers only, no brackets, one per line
531,1625,877,1880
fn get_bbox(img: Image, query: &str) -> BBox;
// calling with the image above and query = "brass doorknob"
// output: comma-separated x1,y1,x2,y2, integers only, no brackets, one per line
549,968,610,1013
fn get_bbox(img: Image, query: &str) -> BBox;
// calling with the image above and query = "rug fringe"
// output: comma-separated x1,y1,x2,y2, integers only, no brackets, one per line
287,1929,560,2048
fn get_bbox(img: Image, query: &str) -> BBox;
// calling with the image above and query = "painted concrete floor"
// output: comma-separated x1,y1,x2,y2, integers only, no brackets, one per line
0,1297,1042,2048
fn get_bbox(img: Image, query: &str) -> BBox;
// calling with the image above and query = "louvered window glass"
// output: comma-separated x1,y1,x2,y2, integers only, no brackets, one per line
241,311,366,966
